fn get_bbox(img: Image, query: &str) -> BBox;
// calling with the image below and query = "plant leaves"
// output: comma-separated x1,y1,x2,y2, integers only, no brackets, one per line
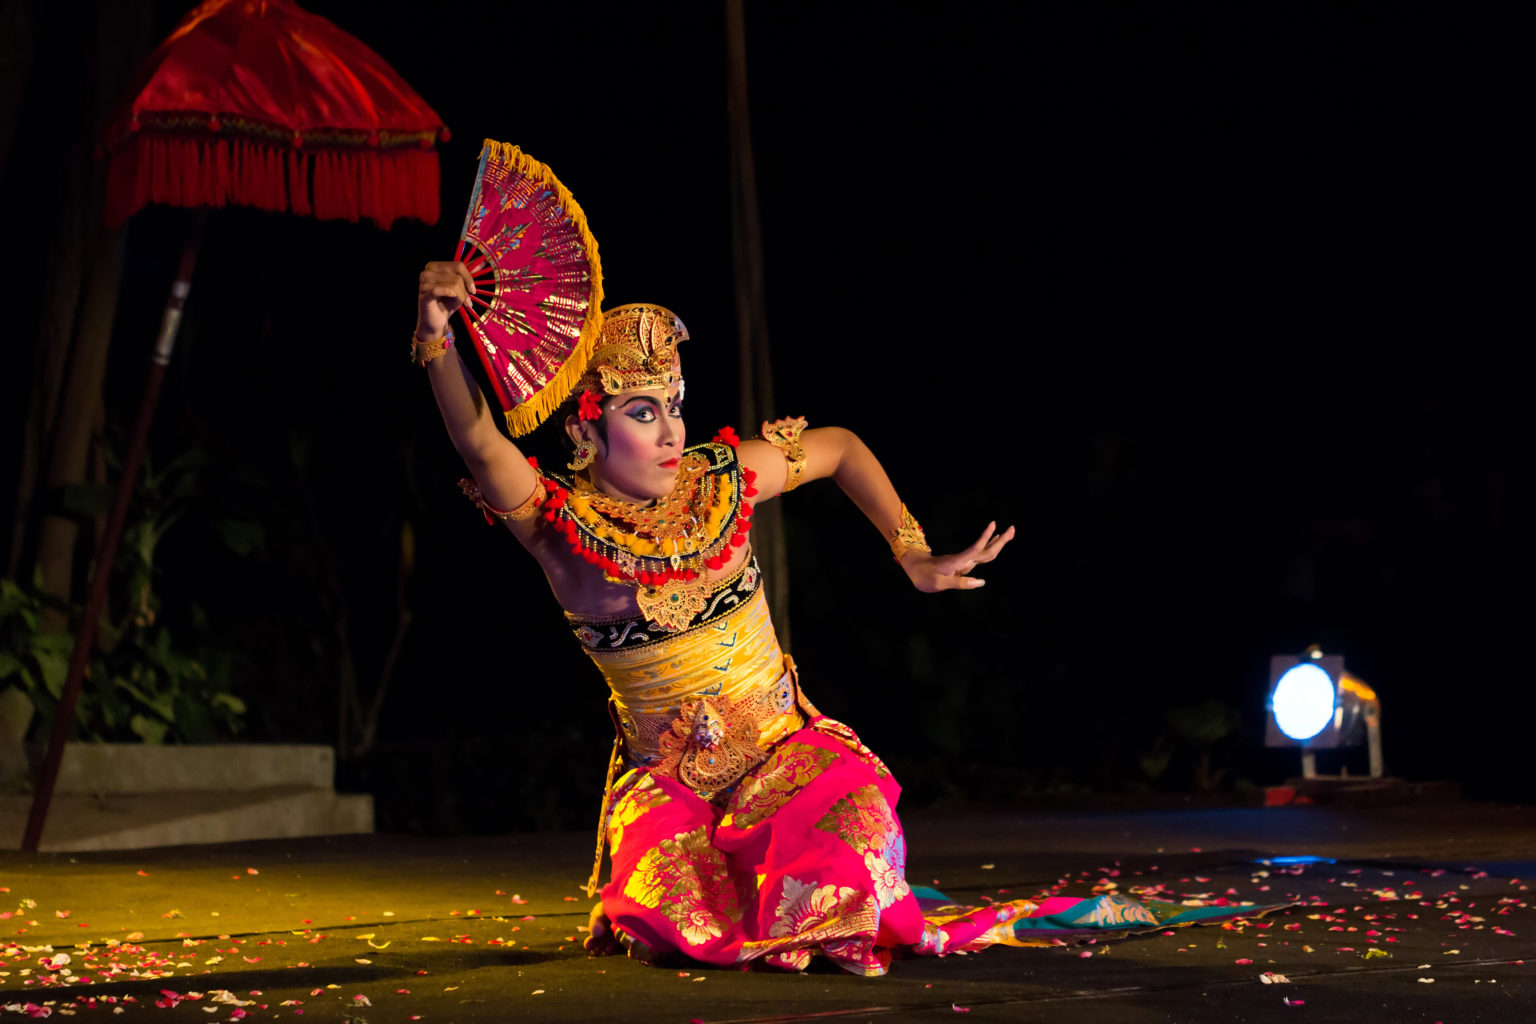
212,692,248,715
30,635,71,699
0,578,28,618
129,714,168,744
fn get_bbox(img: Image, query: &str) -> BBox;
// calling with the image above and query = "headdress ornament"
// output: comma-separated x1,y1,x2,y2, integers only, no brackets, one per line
579,303,687,397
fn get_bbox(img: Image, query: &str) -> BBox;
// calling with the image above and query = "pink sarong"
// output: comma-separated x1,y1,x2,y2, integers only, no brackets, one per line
602,718,921,975
601,715,1288,975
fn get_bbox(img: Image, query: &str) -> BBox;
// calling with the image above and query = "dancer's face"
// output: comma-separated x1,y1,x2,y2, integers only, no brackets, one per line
587,380,686,504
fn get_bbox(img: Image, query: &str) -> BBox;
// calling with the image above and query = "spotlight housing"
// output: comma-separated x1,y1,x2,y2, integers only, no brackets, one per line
1265,646,1382,778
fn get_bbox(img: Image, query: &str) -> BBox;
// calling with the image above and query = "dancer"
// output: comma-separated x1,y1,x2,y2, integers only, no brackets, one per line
414,146,1283,974
416,273,1018,972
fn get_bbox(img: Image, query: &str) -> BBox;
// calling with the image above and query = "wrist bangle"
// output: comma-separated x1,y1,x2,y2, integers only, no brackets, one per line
888,504,930,562
411,325,454,366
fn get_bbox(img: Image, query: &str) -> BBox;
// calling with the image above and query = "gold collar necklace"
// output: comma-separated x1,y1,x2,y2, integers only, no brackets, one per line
537,441,756,630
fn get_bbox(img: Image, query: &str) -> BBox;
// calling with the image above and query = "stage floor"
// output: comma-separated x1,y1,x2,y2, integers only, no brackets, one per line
3,802,1533,1022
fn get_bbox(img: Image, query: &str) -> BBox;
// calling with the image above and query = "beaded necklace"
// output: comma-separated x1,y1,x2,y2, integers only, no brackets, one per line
537,439,756,631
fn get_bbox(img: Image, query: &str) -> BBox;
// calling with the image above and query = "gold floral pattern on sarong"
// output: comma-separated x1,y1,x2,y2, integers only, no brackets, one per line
813,784,895,854
720,742,840,831
813,784,910,910
606,775,671,857
864,848,911,910
622,825,742,947
769,877,855,938
735,875,882,969
1066,892,1160,929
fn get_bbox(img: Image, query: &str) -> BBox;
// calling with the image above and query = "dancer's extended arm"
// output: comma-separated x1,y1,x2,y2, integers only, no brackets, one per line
741,425,1013,592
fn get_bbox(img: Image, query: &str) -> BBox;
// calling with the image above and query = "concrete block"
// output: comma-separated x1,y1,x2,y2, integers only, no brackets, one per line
24,744,337,794
0,787,374,851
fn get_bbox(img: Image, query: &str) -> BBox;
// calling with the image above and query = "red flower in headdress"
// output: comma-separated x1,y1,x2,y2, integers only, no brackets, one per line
712,426,740,448
578,389,604,421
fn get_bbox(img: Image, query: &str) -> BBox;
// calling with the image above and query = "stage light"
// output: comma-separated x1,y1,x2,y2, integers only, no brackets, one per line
1271,663,1335,741
1265,646,1382,779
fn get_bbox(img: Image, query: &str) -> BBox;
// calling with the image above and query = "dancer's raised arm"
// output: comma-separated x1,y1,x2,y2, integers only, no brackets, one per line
415,261,542,538
741,422,1014,591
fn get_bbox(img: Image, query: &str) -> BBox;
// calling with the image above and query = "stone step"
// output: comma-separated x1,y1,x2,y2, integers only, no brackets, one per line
25,744,340,794
0,786,374,852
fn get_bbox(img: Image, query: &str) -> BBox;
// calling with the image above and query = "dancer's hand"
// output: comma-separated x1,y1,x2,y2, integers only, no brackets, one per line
584,901,621,957
900,521,1014,593
416,261,474,340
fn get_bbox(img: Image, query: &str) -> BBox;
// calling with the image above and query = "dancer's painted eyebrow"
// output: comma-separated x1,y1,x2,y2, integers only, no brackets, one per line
619,396,659,409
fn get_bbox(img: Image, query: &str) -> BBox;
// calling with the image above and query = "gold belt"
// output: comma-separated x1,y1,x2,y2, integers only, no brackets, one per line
649,664,802,796
587,655,816,895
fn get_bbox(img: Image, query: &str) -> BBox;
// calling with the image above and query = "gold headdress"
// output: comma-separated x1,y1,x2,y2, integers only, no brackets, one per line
580,303,687,396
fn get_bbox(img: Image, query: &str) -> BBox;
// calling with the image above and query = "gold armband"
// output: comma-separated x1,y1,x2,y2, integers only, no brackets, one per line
459,477,546,524
411,327,453,367
887,504,930,562
760,415,808,493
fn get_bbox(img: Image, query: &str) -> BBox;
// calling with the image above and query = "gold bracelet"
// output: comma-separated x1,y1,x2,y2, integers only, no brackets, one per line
459,477,546,523
411,328,453,366
760,415,808,493
887,504,930,562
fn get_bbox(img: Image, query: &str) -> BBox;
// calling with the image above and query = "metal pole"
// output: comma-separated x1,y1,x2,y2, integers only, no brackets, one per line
1366,709,1383,778
21,210,206,852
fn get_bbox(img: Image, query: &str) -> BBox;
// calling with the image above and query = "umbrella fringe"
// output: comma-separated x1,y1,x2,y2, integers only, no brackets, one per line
105,135,440,230
475,140,606,438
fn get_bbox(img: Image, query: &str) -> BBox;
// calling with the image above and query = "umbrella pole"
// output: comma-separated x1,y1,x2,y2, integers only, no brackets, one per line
21,209,207,853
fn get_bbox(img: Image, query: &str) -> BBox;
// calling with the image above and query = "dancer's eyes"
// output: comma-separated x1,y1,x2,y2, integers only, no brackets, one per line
668,403,684,419
628,407,656,423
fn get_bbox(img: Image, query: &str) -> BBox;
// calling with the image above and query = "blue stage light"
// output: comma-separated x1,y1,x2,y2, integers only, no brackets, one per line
1271,663,1336,741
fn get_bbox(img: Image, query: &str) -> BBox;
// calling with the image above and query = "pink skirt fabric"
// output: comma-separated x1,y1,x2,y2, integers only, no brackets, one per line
602,717,961,975
600,717,1293,975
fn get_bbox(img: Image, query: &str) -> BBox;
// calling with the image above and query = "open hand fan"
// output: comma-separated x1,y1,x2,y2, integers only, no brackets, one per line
455,140,604,436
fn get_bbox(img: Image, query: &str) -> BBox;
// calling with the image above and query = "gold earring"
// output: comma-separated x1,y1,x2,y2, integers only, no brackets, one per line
567,438,596,471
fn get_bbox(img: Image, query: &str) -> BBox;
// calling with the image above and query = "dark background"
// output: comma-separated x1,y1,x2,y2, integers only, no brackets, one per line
4,1,1532,829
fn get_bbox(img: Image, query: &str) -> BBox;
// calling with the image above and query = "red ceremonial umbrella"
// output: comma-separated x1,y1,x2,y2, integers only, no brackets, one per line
103,0,448,229
23,0,448,851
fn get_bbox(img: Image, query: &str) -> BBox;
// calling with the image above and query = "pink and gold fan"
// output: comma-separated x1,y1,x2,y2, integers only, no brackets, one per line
454,140,604,436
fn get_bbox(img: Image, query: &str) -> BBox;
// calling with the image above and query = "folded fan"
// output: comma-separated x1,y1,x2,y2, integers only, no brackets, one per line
455,140,604,436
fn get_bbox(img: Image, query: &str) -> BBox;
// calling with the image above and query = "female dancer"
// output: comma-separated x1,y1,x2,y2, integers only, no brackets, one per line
416,262,1014,974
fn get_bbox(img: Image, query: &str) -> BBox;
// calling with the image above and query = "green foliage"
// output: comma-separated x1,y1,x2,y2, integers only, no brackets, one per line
1165,699,1241,746
0,575,245,744
0,440,248,744
1138,699,1243,791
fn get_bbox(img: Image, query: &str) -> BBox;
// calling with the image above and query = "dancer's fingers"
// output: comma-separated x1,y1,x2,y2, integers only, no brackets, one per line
974,525,1016,564
961,521,998,557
